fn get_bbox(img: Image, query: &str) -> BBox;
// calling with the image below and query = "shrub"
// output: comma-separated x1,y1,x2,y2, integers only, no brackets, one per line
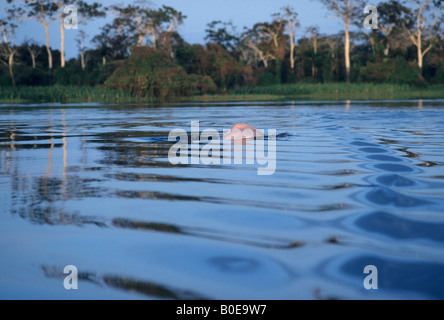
105,47,195,99
359,57,425,87
188,74,217,95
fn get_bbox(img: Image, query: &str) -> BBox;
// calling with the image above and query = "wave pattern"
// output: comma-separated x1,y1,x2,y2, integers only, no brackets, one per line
1,101,444,299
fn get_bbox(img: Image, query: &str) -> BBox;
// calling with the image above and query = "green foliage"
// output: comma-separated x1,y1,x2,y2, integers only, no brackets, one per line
259,72,279,86
15,66,52,86
359,57,425,87
2,83,444,104
2,1,444,97
0,85,136,103
232,82,444,100
53,60,83,86
105,47,206,99
388,58,426,87
188,74,217,95
433,64,444,84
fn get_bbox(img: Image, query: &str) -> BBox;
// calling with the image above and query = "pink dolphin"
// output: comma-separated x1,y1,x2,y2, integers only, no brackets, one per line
223,123,264,144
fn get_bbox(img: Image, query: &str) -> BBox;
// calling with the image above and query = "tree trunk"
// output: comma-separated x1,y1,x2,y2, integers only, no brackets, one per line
290,40,295,70
80,51,85,71
312,37,317,78
384,43,390,57
416,23,423,70
79,34,86,71
44,22,53,70
9,51,16,87
59,4,65,68
344,17,351,83
288,26,295,71
151,29,157,49
30,50,36,68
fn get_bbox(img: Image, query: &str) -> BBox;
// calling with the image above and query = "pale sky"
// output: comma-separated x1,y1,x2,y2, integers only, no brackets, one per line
5,0,351,59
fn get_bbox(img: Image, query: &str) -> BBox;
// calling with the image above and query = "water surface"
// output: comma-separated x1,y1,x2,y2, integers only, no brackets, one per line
1,100,443,299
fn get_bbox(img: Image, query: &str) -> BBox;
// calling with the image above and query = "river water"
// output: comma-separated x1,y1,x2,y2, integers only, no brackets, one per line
1,100,443,299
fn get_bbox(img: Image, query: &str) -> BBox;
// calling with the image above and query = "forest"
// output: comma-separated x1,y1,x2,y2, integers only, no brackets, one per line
0,0,443,101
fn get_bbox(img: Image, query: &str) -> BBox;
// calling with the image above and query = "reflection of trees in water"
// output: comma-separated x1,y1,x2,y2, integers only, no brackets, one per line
96,130,175,168
14,205,106,227
40,265,208,300
112,217,303,249
98,143,172,168
10,175,107,227
1,108,109,227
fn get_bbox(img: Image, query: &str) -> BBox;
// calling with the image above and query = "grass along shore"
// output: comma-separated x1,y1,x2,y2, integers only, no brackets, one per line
1,83,444,104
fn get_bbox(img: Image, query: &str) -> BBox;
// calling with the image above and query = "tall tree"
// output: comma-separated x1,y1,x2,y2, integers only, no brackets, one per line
279,6,299,73
205,20,239,53
377,0,412,56
97,3,184,54
307,26,320,78
0,19,18,87
23,39,42,68
405,0,440,70
93,13,135,61
48,0,105,68
155,5,186,57
257,18,286,83
318,0,364,83
7,0,57,70
239,25,274,68
76,30,86,71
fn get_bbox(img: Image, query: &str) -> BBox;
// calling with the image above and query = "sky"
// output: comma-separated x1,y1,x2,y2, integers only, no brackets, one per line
4,0,350,59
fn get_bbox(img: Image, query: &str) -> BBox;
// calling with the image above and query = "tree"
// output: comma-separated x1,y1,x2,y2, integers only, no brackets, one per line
205,20,239,53
307,26,320,78
377,0,412,56
0,19,18,86
48,0,105,68
7,0,57,70
322,32,342,82
95,3,185,59
76,30,86,71
279,6,299,73
239,25,274,68
107,3,152,48
93,5,140,61
404,0,440,70
23,39,42,68
257,18,286,83
318,0,364,83
113,3,185,50
155,6,186,57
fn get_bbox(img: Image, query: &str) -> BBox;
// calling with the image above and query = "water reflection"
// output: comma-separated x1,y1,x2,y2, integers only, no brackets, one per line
62,109,68,198
112,218,304,249
41,265,208,299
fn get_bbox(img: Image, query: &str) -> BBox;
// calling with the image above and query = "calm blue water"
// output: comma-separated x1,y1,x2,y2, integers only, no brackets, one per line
0,100,443,299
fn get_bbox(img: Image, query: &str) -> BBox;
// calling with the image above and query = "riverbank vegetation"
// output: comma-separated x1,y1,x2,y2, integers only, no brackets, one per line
2,83,443,104
0,0,443,103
